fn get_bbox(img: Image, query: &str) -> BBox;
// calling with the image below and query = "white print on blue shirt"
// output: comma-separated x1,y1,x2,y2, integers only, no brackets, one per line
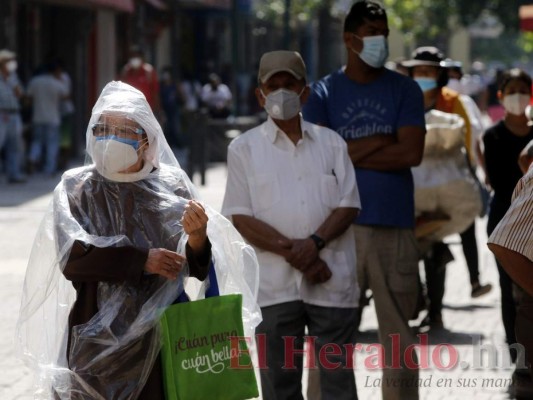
338,100,394,140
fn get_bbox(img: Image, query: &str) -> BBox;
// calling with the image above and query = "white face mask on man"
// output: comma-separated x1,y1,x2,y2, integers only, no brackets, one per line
261,87,305,120
5,60,17,73
502,93,531,116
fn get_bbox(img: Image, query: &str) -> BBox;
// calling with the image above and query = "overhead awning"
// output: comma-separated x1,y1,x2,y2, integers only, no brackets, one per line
520,5,533,31
178,0,231,10
31,0,135,13
90,0,134,12
145,0,168,10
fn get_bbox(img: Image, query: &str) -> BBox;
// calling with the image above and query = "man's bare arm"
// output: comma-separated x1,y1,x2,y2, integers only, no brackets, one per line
488,243,533,297
231,214,292,259
314,207,359,243
347,135,396,164
354,126,425,170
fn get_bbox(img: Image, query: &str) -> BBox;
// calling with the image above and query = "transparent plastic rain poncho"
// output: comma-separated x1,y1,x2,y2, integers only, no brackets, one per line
15,81,261,399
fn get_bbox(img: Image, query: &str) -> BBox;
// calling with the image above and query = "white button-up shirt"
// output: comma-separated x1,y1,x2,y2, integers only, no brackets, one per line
222,116,361,308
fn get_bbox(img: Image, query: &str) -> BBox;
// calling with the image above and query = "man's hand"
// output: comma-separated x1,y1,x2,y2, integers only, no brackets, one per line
285,238,319,272
144,248,185,280
303,258,332,284
518,144,533,175
182,200,209,251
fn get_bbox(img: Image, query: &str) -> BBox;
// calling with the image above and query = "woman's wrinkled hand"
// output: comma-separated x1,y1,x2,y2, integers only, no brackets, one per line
144,248,185,280
182,200,209,251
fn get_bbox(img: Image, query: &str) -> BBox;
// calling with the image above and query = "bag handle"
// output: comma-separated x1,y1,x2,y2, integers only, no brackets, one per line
175,260,218,303
204,260,220,297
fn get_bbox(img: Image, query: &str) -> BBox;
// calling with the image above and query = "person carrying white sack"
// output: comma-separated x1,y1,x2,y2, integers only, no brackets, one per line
413,109,482,244
15,81,261,400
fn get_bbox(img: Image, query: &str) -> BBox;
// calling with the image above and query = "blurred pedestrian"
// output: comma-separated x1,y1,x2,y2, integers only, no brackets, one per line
119,46,160,115
441,57,494,302
200,73,232,119
222,50,361,400
26,61,69,176
159,66,184,149
58,63,75,171
0,49,26,183
483,68,533,365
303,2,426,399
402,47,489,331
486,68,506,123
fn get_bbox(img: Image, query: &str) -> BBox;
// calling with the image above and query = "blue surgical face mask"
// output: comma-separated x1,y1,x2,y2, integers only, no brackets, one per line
414,77,437,92
96,135,141,150
351,35,389,68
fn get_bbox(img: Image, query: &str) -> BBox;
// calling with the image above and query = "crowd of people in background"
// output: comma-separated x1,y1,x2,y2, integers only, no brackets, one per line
0,46,237,184
0,49,72,183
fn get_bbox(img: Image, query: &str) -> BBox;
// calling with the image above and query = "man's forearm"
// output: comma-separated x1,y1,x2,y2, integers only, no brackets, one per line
488,243,533,297
347,135,396,164
356,139,424,170
231,214,291,258
314,207,359,243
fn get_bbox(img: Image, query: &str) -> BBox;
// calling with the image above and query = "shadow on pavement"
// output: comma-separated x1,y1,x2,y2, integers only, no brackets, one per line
443,303,495,311
0,175,60,207
0,159,85,207
357,328,484,345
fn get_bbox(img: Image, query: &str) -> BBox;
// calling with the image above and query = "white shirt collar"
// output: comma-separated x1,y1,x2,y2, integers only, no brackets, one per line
263,114,315,144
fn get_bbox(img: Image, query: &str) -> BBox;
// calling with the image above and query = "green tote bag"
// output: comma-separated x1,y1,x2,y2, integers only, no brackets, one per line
160,263,259,400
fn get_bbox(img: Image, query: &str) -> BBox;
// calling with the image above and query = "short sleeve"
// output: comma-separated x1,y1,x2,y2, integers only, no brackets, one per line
488,171,533,261
221,141,254,218
397,78,426,129
302,80,330,127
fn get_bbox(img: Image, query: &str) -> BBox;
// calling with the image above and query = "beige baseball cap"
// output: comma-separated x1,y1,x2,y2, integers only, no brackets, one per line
258,50,306,83
0,49,16,64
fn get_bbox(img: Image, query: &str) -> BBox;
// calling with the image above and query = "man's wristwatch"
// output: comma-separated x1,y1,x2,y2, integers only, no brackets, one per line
309,234,326,250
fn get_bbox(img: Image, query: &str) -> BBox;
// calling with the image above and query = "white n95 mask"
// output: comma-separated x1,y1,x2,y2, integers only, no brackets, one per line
262,88,304,120
92,138,140,174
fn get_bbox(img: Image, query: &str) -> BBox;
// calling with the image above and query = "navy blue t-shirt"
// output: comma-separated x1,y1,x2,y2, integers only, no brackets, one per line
303,68,425,228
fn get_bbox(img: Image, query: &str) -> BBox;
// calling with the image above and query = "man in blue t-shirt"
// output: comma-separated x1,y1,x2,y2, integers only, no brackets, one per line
302,2,426,399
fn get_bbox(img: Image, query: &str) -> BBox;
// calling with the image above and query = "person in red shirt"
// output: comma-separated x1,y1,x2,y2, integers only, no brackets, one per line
119,47,160,114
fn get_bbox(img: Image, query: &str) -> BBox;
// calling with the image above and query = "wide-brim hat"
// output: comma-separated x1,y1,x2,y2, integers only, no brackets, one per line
440,58,462,69
258,50,306,83
401,46,444,68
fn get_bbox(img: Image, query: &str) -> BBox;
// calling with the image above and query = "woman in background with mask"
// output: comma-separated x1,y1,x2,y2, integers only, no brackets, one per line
402,46,489,331
15,81,261,399
482,68,533,368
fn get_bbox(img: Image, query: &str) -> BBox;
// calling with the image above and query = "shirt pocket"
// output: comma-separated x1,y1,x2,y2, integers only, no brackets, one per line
321,248,353,293
320,174,341,209
249,173,280,213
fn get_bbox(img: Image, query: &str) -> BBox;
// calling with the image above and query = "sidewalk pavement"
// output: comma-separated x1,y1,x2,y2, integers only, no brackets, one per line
0,163,514,399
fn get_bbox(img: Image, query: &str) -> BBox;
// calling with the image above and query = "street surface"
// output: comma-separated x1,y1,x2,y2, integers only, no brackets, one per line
0,162,514,399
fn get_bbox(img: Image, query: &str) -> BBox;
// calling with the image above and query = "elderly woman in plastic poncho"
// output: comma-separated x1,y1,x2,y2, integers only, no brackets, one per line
15,81,261,400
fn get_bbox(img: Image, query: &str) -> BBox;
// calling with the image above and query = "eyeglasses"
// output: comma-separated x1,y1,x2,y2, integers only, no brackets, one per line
91,123,145,139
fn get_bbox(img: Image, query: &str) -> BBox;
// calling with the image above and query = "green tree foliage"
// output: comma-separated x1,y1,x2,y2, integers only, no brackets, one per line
254,0,324,24
383,0,456,48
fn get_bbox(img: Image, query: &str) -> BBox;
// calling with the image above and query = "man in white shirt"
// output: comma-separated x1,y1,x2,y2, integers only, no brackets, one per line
222,50,361,400
27,61,69,175
200,73,232,118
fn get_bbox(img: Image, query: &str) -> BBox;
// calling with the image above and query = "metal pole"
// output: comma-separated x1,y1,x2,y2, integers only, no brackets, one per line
231,0,240,115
